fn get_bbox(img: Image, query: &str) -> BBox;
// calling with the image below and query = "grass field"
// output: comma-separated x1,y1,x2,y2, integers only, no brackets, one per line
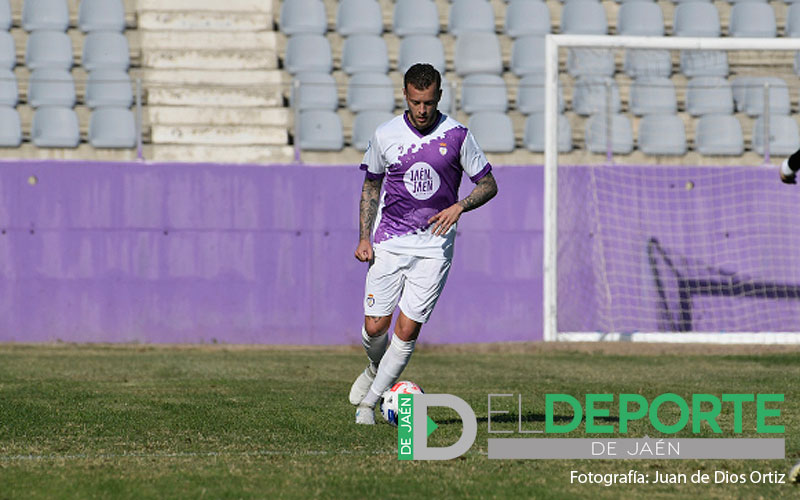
1,342,799,499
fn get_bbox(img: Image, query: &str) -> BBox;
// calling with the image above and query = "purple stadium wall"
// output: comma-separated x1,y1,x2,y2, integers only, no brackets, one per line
0,161,542,345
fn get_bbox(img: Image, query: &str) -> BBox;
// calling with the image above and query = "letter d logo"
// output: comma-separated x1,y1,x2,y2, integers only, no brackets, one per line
410,394,477,460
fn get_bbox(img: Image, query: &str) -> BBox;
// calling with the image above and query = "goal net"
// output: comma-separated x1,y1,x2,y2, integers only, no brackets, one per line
544,35,800,343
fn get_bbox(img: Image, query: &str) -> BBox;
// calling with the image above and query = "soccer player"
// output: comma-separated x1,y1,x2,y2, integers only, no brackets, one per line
349,63,498,424
780,149,800,184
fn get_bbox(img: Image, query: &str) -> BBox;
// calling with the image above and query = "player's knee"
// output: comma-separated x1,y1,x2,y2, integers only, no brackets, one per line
364,316,391,337
394,319,422,341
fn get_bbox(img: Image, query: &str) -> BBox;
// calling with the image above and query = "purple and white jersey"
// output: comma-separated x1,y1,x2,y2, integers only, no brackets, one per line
360,112,492,259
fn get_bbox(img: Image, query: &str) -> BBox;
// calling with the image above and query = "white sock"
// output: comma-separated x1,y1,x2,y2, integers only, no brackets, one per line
361,326,388,373
361,335,416,408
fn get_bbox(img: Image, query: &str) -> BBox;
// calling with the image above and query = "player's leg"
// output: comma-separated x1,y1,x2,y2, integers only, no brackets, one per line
356,257,451,424
780,148,800,184
348,315,391,405
350,249,404,407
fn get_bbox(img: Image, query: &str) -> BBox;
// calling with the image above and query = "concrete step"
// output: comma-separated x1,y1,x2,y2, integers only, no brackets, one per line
146,86,283,107
140,31,277,51
0,143,141,160
142,69,284,86
137,11,272,32
151,125,288,146
148,144,295,164
138,0,274,14
143,49,278,70
148,106,289,127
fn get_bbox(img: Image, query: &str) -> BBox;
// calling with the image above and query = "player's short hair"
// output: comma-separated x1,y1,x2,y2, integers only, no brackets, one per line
404,63,441,93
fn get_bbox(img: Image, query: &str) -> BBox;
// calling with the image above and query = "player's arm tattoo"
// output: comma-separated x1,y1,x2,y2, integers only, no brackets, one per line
359,176,383,240
458,172,498,213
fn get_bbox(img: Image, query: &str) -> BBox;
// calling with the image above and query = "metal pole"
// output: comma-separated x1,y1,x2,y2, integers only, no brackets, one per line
135,77,143,161
763,81,770,165
605,79,612,164
293,79,301,163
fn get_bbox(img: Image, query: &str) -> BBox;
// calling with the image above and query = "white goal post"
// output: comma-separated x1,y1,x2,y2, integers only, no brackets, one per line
543,34,800,344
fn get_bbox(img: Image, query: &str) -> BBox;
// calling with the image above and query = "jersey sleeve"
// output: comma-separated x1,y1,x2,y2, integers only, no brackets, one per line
359,131,387,180
460,129,492,183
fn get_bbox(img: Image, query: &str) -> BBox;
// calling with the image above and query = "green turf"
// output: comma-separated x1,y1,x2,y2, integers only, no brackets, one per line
0,343,798,499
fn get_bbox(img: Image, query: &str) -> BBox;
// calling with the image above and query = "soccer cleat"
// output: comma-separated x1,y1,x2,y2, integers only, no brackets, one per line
789,460,800,484
355,403,375,425
348,364,376,405
780,157,798,184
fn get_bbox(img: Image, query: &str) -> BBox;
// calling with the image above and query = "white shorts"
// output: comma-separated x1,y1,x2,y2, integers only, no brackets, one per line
363,248,452,324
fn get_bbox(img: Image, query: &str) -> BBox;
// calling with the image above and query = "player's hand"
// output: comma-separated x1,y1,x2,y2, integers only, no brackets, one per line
355,239,373,262
427,204,464,236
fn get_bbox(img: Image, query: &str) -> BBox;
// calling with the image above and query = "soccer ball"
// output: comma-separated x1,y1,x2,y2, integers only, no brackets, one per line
380,380,424,426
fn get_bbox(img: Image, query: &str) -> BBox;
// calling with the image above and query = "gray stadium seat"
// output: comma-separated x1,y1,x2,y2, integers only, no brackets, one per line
454,32,503,75
346,72,394,112
393,0,439,36
0,0,10,31
673,3,727,77
685,76,734,116
505,0,551,38
561,0,607,34
638,114,687,155
461,74,507,113
397,35,446,74
752,115,800,156
511,36,545,77
0,68,17,106
0,105,21,146
729,2,776,38
448,0,495,36
439,77,455,114
22,0,69,32
89,107,136,148
284,34,332,75
516,73,564,115
566,49,615,77
571,76,621,116
28,68,75,107
279,0,327,35
694,114,744,156
732,76,756,112
0,31,15,70
78,0,125,33
618,1,670,78
680,50,728,78
623,50,671,79
337,0,383,36
85,69,133,108
82,32,130,71
468,112,515,153
584,113,634,154
297,110,344,151
523,112,572,153
617,1,664,36
629,77,677,116
787,4,800,37
25,31,73,70
673,2,720,37
352,110,394,151
342,34,389,74
290,72,338,111
743,77,791,117
32,106,80,147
